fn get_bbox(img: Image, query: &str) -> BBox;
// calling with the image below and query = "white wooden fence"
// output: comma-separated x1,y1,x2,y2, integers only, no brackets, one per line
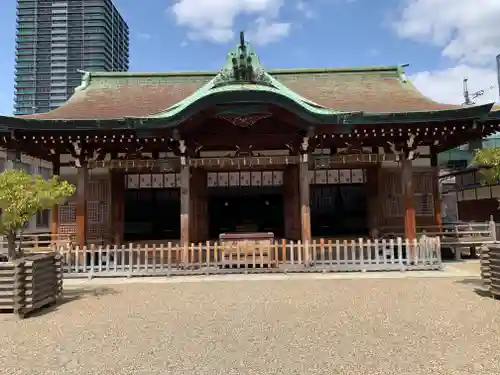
54,237,442,278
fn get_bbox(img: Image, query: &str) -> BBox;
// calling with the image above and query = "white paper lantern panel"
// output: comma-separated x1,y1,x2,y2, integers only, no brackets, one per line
127,174,139,189
339,170,351,183
262,171,273,186
218,172,229,187
207,173,217,187
251,172,262,186
315,170,327,184
351,169,364,183
229,172,240,186
164,173,176,188
152,174,163,188
240,172,250,186
273,171,283,185
327,169,339,184
164,173,172,187
139,174,151,188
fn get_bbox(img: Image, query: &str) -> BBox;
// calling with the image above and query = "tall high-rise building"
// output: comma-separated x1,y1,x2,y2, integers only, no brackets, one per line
14,0,129,115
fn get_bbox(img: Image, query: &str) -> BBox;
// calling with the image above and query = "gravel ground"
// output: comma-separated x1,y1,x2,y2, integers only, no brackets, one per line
1,276,499,375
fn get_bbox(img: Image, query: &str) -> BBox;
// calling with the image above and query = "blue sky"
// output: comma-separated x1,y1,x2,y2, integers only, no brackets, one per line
0,0,498,115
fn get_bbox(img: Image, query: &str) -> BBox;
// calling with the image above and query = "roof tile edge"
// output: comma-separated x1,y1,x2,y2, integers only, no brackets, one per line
81,65,403,78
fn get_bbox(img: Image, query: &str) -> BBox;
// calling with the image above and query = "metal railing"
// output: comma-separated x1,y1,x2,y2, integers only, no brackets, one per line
0,232,72,255
380,220,497,259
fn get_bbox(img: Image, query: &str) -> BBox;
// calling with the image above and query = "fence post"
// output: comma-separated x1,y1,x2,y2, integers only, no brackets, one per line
436,236,442,267
304,240,310,267
88,245,94,280
128,244,133,278
489,215,497,242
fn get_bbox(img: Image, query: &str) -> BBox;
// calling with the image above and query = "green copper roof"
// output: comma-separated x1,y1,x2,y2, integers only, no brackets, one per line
0,32,497,131
143,32,351,125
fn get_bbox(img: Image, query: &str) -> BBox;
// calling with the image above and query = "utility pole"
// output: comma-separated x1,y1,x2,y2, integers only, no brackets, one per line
462,78,494,105
462,78,495,152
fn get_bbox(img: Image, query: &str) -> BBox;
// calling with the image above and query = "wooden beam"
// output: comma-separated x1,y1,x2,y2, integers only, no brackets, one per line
75,165,88,247
401,158,416,255
366,166,380,235
50,156,60,241
180,162,190,246
430,150,443,229
299,156,311,243
283,165,300,240
110,170,125,245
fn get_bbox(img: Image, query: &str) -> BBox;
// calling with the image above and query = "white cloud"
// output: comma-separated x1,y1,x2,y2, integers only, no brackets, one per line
246,18,291,45
170,0,290,45
296,1,314,18
395,0,500,65
395,0,500,105
410,65,498,105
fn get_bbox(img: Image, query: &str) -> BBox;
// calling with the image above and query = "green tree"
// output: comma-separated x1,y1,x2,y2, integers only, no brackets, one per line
472,147,500,185
0,169,75,260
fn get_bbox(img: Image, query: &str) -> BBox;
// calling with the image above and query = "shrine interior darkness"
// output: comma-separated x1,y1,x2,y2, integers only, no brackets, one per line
121,183,368,242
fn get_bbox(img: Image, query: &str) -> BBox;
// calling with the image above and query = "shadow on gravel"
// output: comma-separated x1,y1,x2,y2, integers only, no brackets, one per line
28,287,120,318
453,278,492,299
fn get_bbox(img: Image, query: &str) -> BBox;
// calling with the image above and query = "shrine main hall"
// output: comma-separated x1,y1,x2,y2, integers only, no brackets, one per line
2,35,500,247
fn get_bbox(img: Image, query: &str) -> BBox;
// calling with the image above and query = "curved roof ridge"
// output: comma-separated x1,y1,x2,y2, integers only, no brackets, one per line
73,65,403,78
144,32,346,119
17,33,489,121
391,65,463,111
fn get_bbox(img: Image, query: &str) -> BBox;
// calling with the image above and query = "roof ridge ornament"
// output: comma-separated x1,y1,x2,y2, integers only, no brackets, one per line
74,70,91,92
212,31,273,88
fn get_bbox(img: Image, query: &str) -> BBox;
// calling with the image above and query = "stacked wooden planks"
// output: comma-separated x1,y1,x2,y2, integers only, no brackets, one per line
0,253,63,318
489,244,500,300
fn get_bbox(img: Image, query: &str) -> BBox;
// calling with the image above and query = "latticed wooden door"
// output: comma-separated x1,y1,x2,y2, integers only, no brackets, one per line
87,179,110,244
58,174,111,244
380,168,435,219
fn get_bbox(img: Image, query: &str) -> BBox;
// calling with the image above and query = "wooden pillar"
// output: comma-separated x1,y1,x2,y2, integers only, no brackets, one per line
401,158,416,241
189,168,209,242
430,150,442,229
283,165,300,240
199,169,208,240
110,170,125,245
189,168,201,242
51,156,60,241
75,165,88,247
179,140,190,246
180,164,190,246
366,166,380,235
189,169,197,242
299,153,311,243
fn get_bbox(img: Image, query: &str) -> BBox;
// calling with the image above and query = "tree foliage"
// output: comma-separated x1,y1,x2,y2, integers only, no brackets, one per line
0,169,75,259
472,147,500,185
